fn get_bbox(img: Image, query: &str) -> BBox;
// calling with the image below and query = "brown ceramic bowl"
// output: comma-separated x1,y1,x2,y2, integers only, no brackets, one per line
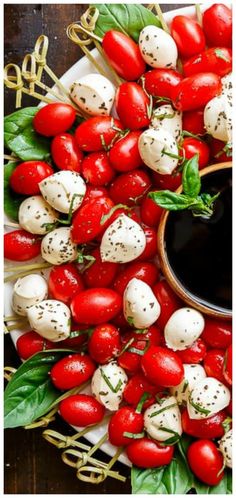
157,162,232,320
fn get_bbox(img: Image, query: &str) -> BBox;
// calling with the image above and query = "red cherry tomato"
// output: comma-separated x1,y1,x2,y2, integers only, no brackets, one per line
153,280,181,330
210,138,232,163
4,230,41,261
176,338,207,364
136,226,157,261
171,73,222,111
118,335,146,375
187,440,224,486
152,170,182,192
108,406,144,447
171,15,205,58
82,185,109,205
114,261,159,295
83,248,118,288
88,323,121,364
33,103,76,137
223,344,232,386
102,30,146,81
201,318,232,349
203,349,225,383
184,47,232,77
180,137,210,170
123,373,159,409
182,109,205,135
9,161,54,195
109,169,151,206
16,331,53,360
140,191,163,227
141,345,184,387
81,151,115,186
109,131,143,172
50,353,95,390
59,323,88,349
203,4,232,48
48,264,84,304
71,288,122,325
182,409,227,439
143,68,183,99
126,437,174,468
115,82,150,130
51,133,83,173
75,116,123,152
60,394,105,426
71,196,114,244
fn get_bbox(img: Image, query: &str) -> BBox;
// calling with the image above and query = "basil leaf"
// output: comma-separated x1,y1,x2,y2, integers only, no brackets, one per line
214,49,230,62
4,349,73,428
92,4,161,42
149,191,193,210
4,161,25,221
182,155,201,198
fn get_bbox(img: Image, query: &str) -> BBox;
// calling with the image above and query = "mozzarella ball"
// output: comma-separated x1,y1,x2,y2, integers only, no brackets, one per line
100,214,146,263
204,93,232,142
12,274,48,316
151,104,182,141
70,73,115,116
187,377,231,420
221,73,232,98
27,299,71,342
219,429,232,469
91,362,128,411
41,227,77,265
39,170,86,214
164,307,205,351
18,196,59,235
144,396,182,441
170,364,206,405
138,128,178,174
139,25,178,69
123,278,160,328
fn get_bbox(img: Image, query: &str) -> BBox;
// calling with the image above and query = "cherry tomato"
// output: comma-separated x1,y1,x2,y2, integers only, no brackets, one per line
81,151,115,186
102,30,146,81
176,338,207,364
51,133,83,173
9,161,54,195
184,47,232,77
141,345,184,387
171,73,222,111
50,353,95,390
75,116,123,152
180,137,210,170
109,169,151,206
210,138,232,163
115,82,150,130
33,103,76,137
48,263,84,304
123,373,159,409
4,230,41,261
82,185,109,205
153,280,181,330
113,261,159,295
223,344,232,386
203,349,225,383
16,331,53,360
71,196,114,244
83,248,118,288
60,394,105,426
126,438,174,468
201,318,232,349
88,323,121,364
71,288,122,325
152,170,182,192
109,131,143,172
182,109,205,135
171,15,205,58
182,409,227,439
140,191,163,227
143,68,183,99
59,323,89,349
108,406,144,447
187,440,224,486
203,4,232,48
118,326,162,375
136,226,157,261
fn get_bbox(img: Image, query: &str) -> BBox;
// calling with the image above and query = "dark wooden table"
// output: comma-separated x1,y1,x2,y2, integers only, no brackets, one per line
4,4,190,494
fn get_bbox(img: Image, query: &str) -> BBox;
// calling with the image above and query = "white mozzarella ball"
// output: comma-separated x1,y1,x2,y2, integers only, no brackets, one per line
123,278,160,328
187,377,231,420
170,364,206,405
91,362,128,411
12,274,48,316
144,396,182,441
221,73,232,98
219,429,232,469
138,128,178,174
139,25,178,69
27,299,71,342
100,214,146,263
18,196,59,235
70,73,115,116
41,227,77,265
164,307,205,351
151,105,182,141
39,170,86,214
204,94,232,142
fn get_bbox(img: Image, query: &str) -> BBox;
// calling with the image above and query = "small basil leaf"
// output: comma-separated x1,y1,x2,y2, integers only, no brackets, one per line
4,161,25,221
149,191,193,210
182,154,201,198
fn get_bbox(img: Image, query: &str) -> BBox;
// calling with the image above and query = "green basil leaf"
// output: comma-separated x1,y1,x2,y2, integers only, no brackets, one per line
4,161,25,221
182,154,201,198
92,4,161,42
214,49,230,62
131,466,166,494
149,191,193,210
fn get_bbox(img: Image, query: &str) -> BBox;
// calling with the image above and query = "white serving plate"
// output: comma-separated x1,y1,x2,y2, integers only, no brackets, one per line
6,3,212,468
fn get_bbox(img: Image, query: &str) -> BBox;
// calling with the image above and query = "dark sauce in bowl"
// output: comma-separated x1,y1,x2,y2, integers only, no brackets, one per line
165,168,232,313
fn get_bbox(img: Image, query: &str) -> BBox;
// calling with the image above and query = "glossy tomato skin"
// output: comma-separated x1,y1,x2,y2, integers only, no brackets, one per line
187,440,224,486
102,30,146,81
83,248,118,288
88,323,121,364
81,151,115,186
33,103,76,137
51,133,83,173
75,116,123,152
123,373,159,409
59,323,88,349
118,326,162,375
71,196,114,244
59,394,105,426
16,331,53,360
152,171,182,192
180,137,210,170
223,345,232,386
202,4,232,48
4,230,41,261
136,226,157,261
10,161,54,195
113,261,159,295
50,354,96,390
210,138,232,163
143,68,183,99
201,318,232,349
176,338,207,364
171,15,205,57
109,169,151,206
182,409,227,439
153,280,181,330
109,131,143,172
140,191,163,227
203,349,225,383
108,406,144,447
115,82,150,130
182,108,205,135
171,73,222,111
82,186,109,205
48,264,84,304
126,438,174,468
184,47,232,77
141,345,184,387
70,288,122,325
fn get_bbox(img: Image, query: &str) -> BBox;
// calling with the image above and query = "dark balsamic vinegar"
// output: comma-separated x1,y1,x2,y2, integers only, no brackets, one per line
165,169,232,312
